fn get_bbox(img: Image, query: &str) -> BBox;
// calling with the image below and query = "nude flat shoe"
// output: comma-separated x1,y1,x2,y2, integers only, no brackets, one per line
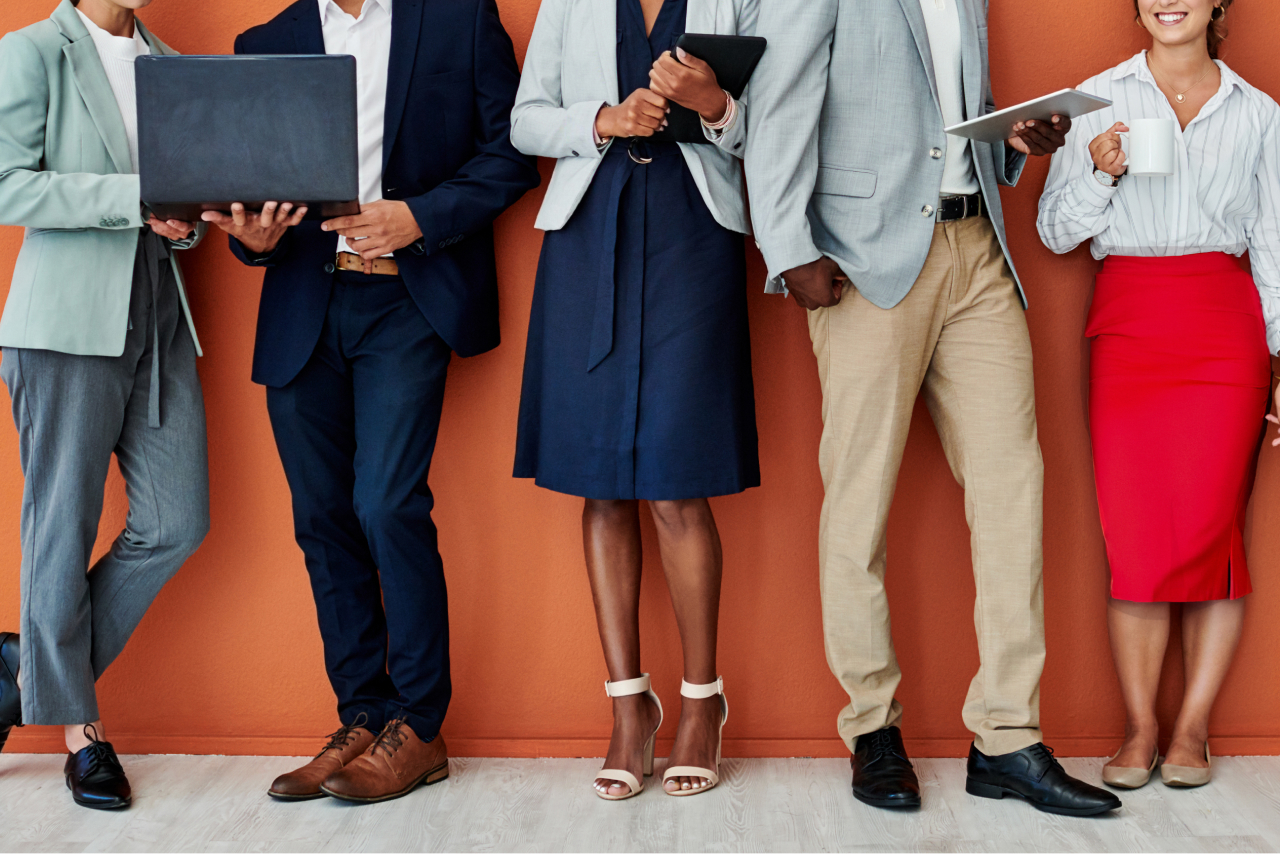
1102,749,1159,789
595,674,663,801
663,677,728,798
1161,743,1212,788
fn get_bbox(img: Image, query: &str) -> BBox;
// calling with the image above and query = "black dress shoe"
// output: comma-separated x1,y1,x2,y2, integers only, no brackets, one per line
64,726,132,810
851,726,921,809
966,743,1121,817
0,632,21,753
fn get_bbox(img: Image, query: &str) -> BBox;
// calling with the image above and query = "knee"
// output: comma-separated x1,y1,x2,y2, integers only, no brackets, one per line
648,499,707,536
353,490,433,540
165,510,210,560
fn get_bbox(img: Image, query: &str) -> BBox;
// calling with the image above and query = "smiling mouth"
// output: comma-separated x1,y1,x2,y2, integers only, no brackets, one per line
1155,11,1189,24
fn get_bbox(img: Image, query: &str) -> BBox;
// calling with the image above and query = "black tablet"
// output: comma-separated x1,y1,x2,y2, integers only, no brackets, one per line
136,55,361,221
650,33,767,146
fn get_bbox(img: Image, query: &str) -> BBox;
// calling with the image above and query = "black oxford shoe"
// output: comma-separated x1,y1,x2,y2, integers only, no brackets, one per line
65,726,132,810
966,742,1121,817
0,632,21,753
852,726,921,809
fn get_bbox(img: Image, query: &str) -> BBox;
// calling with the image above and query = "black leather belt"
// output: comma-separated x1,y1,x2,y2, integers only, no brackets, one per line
936,193,986,222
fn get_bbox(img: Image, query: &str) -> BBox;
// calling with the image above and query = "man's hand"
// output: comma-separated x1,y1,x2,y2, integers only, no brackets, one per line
782,256,848,310
1008,115,1072,157
201,201,307,256
148,216,196,241
649,49,726,123
321,200,423,273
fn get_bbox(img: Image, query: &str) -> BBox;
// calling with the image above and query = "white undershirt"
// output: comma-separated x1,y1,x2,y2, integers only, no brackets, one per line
918,0,979,195
319,0,393,257
76,8,151,174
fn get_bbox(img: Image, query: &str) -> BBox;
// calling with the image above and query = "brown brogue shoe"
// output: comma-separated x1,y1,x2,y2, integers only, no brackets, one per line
320,716,448,804
269,715,377,801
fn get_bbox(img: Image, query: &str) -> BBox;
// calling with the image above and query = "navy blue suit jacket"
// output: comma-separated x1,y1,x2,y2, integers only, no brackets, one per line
232,0,540,387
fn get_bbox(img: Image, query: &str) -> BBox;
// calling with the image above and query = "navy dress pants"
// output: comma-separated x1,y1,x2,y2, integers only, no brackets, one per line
266,271,452,740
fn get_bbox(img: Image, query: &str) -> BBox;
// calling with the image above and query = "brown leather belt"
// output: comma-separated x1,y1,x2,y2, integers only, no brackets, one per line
336,251,400,276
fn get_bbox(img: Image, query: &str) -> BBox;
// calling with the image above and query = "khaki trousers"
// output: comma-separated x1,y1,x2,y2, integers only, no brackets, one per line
808,217,1045,757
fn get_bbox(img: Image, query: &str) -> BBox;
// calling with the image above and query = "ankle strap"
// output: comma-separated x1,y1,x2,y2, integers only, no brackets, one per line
680,677,724,699
605,674,652,698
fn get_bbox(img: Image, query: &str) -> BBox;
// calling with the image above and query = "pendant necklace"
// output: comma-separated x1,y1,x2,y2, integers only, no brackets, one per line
1153,61,1214,103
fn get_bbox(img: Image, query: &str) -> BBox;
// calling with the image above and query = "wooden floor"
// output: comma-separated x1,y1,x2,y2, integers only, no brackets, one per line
1,754,1279,852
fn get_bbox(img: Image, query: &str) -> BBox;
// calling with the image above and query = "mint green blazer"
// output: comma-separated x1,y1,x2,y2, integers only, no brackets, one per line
0,0,204,357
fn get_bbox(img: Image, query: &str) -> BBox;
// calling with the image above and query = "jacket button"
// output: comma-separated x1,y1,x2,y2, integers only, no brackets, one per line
324,263,336,273
571,150,580,157
921,205,935,217
930,147,944,159
734,142,742,150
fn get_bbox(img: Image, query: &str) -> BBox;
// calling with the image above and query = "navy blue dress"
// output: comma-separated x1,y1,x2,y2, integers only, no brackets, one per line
514,0,759,501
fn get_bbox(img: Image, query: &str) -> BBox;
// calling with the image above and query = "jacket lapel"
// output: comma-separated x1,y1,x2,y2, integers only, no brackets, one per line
383,0,423,168
684,0,715,34
292,0,327,54
895,0,939,108
591,0,619,104
958,0,983,121
53,1,134,176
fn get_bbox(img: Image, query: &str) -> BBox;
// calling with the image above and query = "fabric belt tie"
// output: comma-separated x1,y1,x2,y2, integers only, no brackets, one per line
139,229,170,429
587,140,679,372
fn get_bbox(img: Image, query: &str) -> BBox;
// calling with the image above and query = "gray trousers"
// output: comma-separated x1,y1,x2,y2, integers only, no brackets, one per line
0,232,210,725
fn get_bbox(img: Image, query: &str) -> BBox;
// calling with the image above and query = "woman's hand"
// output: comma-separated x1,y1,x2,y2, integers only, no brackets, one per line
1090,122,1130,176
201,201,307,256
649,48,727,123
596,89,669,140
147,216,196,241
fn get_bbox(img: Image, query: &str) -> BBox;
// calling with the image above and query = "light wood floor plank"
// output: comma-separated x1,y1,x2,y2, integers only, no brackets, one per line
2,754,1278,852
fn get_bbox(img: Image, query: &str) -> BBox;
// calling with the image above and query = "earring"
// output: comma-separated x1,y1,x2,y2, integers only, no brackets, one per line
1213,5,1226,20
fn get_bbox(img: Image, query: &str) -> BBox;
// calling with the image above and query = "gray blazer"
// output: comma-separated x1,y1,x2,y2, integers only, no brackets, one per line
511,0,757,235
745,0,1027,305
0,0,204,358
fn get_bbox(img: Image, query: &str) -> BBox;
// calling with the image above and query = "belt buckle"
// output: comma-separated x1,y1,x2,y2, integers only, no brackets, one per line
628,139,653,165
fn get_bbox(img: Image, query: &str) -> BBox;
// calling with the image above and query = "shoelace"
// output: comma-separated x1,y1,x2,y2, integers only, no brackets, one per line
316,712,369,759
1026,743,1062,781
81,725,124,778
371,715,409,759
862,729,907,767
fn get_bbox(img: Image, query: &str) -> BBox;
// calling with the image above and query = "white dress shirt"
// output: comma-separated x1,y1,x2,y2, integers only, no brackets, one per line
1038,53,1280,354
76,8,151,174
918,0,978,196
319,0,393,257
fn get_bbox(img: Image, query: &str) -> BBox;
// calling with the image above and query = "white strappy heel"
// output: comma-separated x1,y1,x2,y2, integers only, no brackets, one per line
595,674,664,801
663,677,728,797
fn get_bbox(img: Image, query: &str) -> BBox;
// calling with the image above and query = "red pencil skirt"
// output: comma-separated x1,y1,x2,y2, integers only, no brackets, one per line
1088,253,1270,603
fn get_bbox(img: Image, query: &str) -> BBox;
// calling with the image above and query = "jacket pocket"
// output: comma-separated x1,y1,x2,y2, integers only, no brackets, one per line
814,166,877,198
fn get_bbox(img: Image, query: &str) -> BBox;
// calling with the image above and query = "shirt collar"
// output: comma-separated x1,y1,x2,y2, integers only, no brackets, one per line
318,0,390,27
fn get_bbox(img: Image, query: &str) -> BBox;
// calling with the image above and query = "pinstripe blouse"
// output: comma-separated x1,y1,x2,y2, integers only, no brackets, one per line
1038,52,1280,355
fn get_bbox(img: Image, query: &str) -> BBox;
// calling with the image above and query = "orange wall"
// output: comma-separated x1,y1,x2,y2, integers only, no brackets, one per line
3,0,1280,759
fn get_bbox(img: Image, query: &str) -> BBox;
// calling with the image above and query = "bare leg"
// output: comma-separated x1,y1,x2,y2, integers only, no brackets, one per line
66,721,104,753
648,499,724,793
1105,598,1169,771
1166,598,1246,768
584,499,662,797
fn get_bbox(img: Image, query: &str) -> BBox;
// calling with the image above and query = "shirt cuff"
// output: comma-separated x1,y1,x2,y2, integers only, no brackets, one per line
1075,171,1121,209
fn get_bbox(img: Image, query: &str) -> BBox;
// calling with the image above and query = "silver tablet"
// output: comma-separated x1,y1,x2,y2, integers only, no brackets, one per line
945,89,1112,143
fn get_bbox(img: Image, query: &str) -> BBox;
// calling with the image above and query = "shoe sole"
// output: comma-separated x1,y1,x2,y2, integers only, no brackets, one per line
267,790,330,801
320,761,449,804
966,778,1120,817
853,790,922,810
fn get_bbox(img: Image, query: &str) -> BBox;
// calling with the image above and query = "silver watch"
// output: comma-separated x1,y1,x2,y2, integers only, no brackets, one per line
1093,168,1122,188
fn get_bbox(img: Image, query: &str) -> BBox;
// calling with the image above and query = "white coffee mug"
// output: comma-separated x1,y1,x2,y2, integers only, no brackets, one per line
1121,118,1176,177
